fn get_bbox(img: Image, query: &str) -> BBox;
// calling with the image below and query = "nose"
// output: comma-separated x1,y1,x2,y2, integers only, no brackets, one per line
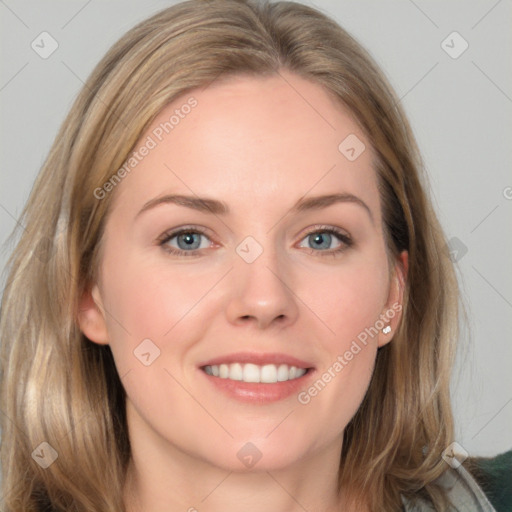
225,243,300,330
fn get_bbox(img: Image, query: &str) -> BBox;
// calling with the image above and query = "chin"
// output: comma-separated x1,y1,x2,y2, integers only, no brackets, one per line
194,435,313,473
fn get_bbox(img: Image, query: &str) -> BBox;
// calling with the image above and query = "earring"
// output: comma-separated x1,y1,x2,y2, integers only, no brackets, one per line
382,325,391,334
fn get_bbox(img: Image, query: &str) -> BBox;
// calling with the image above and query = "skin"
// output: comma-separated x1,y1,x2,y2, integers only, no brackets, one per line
79,70,407,512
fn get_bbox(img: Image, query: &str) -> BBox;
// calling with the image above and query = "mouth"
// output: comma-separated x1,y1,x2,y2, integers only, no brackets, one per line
198,352,315,403
201,362,310,383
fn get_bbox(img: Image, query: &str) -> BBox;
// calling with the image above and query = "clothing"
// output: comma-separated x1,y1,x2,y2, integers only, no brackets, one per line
401,450,512,511
466,450,512,512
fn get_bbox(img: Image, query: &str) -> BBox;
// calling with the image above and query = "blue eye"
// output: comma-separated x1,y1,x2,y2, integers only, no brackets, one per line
158,225,352,258
159,226,212,257
298,227,353,256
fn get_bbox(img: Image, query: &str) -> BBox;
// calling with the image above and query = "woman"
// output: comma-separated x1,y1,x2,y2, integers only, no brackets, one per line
0,1,509,511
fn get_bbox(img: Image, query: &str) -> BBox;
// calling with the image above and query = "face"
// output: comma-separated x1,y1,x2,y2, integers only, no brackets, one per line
79,70,406,473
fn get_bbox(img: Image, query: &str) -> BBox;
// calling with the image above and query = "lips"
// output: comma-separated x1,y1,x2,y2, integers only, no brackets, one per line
198,352,315,403
199,351,313,369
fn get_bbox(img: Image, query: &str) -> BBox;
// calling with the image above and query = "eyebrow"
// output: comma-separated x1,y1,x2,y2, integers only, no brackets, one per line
136,192,373,223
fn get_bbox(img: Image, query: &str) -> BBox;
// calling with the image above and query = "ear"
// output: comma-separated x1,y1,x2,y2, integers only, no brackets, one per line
377,250,408,348
77,283,109,345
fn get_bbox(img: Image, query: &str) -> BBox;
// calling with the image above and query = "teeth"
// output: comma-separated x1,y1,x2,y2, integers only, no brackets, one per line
261,364,277,382
203,363,307,383
243,363,260,383
277,364,289,381
219,364,229,378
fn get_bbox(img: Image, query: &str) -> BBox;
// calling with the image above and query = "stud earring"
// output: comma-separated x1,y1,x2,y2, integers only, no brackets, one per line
382,325,392,334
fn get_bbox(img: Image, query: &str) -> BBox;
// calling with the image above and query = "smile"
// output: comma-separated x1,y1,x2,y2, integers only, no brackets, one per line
202,363,308,383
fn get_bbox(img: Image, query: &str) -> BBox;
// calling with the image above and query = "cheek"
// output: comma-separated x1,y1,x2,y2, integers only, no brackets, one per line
98,249,222,366
305,253,390,351
97,254,214,422
102,252,200,331
296,261,387,440
291,250,389,412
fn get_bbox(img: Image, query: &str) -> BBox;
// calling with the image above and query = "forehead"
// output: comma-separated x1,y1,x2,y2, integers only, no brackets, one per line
109,71,378,220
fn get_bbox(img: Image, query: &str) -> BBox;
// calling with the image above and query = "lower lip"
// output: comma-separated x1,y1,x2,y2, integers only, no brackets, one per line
199,368,315,403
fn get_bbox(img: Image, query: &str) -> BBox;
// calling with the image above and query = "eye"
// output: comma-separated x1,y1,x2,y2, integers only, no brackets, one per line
297,226,353,256
158,226,213,257
157,225,353,258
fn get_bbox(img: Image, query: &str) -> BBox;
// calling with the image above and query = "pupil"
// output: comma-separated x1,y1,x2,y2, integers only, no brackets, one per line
179,233,199,249
312,233,330,249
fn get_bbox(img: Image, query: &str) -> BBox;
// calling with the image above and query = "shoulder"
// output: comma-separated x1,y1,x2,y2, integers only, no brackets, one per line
401,449,512,511
464,449,512,512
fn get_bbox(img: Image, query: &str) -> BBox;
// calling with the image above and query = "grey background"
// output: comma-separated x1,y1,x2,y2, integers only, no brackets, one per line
0,0,511,458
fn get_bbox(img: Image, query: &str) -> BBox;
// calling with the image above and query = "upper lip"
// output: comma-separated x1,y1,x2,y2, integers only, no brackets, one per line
199,352,315,369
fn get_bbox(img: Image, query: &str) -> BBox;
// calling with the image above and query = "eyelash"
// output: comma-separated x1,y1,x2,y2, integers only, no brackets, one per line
157,225,353,258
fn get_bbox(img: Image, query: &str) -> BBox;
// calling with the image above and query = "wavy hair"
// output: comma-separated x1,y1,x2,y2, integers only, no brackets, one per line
0,1,460,510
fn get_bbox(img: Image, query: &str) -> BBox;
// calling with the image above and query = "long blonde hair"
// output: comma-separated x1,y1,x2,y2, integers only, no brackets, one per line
0,1,459,510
